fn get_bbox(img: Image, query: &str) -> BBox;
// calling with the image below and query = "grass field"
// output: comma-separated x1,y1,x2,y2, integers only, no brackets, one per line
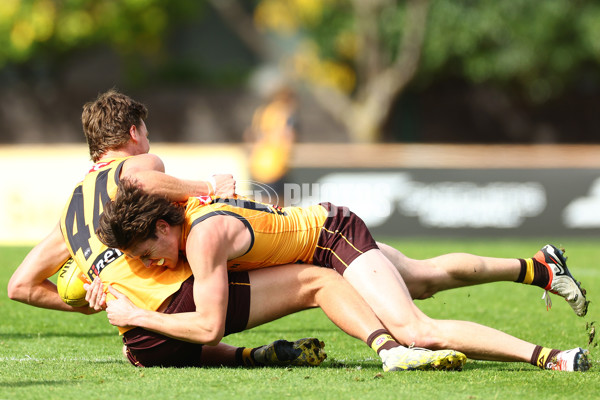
1,238,599,400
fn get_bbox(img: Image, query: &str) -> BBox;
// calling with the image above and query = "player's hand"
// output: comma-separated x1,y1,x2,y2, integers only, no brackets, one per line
212,174,236,197
83,277,107,311
105,285,140,328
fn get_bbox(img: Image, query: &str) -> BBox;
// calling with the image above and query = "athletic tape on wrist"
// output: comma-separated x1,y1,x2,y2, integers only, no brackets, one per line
208,176,217,196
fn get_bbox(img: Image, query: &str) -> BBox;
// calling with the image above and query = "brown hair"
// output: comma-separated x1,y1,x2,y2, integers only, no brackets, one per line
82,89,148,162
96,179,185,250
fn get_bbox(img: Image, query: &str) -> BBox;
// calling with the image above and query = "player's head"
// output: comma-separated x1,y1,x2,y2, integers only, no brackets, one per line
82,89,149,162
97,179,185,268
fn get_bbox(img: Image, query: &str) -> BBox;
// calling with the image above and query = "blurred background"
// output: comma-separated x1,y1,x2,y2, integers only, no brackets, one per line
2,0,600,242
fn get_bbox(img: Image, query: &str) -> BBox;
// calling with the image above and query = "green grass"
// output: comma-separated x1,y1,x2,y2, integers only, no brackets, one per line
1,239,599,400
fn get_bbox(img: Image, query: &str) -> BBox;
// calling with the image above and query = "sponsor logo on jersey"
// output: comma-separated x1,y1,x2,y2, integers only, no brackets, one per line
87,248,124,280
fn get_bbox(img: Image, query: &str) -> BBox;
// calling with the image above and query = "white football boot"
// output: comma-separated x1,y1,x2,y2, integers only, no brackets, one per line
534,245,589,317
380,346,466,371
545,348,591,372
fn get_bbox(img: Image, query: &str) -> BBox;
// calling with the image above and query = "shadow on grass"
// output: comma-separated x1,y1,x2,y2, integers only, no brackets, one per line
462,360,537,372
239,327,342,336
321,360,533,372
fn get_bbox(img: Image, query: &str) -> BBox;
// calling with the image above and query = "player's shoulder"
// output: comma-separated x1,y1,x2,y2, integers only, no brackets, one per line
186,198,242,227
187,209,244,252
122,153,165,173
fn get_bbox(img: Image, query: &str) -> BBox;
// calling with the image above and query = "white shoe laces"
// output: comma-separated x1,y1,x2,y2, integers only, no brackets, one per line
542,290,552,311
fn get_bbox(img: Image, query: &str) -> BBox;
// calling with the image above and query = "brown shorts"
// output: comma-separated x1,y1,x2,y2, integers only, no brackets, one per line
313,202,379,275
122,271,251,368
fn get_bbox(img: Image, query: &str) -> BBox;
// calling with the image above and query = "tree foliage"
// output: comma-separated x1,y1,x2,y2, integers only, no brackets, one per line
3,0,600,142
249,0,600,142
0,0,204,67
422,0,600,104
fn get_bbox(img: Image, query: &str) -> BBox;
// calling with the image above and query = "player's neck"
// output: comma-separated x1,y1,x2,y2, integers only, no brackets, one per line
98,145,145,163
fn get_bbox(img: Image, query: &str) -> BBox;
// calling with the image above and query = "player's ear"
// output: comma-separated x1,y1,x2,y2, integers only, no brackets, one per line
129,124,138,142
156,219,169,235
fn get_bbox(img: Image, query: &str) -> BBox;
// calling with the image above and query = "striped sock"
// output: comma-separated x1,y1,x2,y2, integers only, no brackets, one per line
530,345,561,369
366,329,401,355
516,258,550,289
235,347,260,367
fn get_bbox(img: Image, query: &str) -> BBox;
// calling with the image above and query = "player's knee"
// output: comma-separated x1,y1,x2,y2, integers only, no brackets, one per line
298,266,342,307
412,285,438,300
408,260,448,300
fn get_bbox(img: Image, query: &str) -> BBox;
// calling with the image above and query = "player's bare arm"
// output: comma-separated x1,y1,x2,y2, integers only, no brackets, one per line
103,215,249,345
7,223,98,314
121,154,236,201
184,216,251,344
103,252,228,344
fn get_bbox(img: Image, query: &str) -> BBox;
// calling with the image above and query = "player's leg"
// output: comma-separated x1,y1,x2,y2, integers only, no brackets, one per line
118,274,326,369
343,249,590,371
245,263,466,371
122,335,323,368
199,339,327,367
376,242,519,299
377,242,589,316
245,264,381,340
193,342,248,367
